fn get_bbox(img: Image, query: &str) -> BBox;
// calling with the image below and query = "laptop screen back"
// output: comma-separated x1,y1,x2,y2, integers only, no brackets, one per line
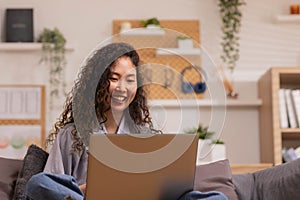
85,134,198,200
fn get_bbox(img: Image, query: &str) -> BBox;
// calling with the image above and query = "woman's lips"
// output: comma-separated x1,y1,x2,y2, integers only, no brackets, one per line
111,95,127,103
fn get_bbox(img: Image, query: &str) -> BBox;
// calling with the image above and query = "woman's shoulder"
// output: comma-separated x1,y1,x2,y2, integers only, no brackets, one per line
51,122,87,154
56,123,76,142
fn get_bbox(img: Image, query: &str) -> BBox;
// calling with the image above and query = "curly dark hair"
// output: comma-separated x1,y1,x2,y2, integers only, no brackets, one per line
46,42,157,152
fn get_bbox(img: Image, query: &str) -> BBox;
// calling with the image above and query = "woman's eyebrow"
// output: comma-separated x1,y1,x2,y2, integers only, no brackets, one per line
110,71,120,77
110,70,136,78
126,73,136,78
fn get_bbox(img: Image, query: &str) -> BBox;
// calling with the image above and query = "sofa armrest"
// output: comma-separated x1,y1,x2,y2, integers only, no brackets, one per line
232,159,300,200
252,158,300,200
0,157,23,200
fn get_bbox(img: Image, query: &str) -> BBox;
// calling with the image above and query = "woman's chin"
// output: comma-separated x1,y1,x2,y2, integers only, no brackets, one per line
111,102,128,113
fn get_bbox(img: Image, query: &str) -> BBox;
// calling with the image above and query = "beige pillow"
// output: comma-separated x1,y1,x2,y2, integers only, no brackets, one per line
194,159,238,200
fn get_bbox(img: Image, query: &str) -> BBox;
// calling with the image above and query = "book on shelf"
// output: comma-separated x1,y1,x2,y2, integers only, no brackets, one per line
291,89,300,127
5,8,34,42
279,89,289,128
294,146,300,158
282,147,298,163
284,89,298,128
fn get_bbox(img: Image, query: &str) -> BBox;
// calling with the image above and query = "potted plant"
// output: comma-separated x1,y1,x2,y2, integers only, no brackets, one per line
186,123,226,164
218,0,246,73
38,27,67,111
185,123,214,140
177,36,193,49
140,17,161,28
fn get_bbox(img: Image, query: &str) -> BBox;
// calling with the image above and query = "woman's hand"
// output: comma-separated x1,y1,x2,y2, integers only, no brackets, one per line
79,183,86,194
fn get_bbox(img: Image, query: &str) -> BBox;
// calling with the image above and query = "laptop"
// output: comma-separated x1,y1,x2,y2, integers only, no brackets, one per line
85,134,198,200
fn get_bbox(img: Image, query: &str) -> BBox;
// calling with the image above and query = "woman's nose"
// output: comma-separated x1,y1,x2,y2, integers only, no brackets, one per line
116,80,126,91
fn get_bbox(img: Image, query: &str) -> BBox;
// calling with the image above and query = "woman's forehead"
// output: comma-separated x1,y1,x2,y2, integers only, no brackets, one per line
111,57,136,74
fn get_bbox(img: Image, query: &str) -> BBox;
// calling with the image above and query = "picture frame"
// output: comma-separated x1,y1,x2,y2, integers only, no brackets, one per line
0,85,46,159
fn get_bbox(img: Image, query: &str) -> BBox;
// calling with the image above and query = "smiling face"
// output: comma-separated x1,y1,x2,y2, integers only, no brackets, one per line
108,56,137,115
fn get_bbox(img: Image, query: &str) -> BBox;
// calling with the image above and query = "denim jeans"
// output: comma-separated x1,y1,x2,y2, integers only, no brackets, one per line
24,173,84,200
178,191,228,200
24,172,227,200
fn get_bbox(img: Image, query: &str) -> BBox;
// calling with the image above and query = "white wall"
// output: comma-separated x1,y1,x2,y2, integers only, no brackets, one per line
0,0,299,163
197,0,300,81
1,0,300,81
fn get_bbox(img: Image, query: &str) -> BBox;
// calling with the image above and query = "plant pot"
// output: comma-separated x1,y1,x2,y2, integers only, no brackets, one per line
177,39,193,49
210,143,226,161
146,24,160,29
196,139,226,165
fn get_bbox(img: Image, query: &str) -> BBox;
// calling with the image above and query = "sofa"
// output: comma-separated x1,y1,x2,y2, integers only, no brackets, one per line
1,145,300,200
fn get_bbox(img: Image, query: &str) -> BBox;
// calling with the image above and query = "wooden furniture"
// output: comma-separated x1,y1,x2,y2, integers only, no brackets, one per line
0,42,74,51
258,67,300,165
231,163,273,174
0,85,46,159
112,20,203,100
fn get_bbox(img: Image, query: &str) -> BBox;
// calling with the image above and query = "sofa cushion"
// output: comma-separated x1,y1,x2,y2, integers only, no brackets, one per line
253,158,300,200
194,159,238,200
0,157,23,200
232,173,255,200
12,144,49,200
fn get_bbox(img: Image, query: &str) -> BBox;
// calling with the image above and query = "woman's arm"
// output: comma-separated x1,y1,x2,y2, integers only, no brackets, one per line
43,123,88,185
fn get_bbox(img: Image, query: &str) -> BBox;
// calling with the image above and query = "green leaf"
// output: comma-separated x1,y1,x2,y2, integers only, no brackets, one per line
140,17,160,27
218,0,246,72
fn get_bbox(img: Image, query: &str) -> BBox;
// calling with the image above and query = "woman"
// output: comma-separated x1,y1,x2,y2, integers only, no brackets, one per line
24,42,227,200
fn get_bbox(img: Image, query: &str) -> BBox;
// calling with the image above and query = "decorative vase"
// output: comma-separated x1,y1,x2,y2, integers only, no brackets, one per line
221,67,238,99
177,38,193,49
196,139,226,165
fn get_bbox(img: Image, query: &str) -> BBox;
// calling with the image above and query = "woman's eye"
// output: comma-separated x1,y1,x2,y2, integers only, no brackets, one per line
109,77,118,82
127,79,136,83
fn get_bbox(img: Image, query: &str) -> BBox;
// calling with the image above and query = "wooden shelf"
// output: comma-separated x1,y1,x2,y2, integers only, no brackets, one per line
149,99,262,108
0,42,75,51
231,163,273,174
281,128,300,133
119,28,165,36
258,67,300,165
282,129,300,139
275,15,300,22
156,48,201,56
